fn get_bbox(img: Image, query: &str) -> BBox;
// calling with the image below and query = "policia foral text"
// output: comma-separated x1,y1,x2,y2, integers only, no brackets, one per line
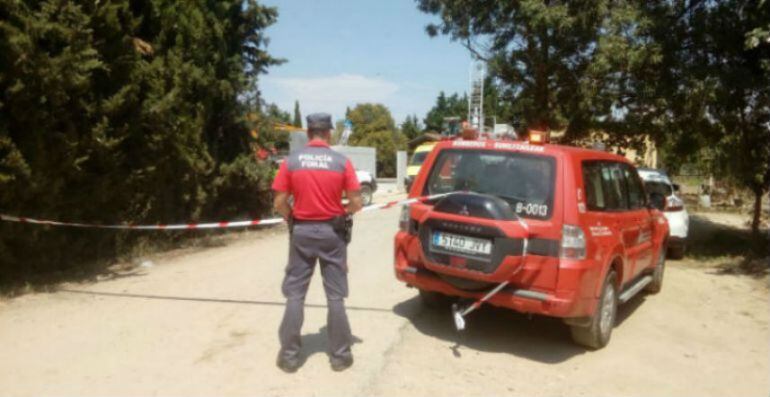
272,113,363,373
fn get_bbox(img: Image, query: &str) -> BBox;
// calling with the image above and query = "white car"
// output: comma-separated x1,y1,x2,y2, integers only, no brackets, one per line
355,170,377,206
638,168,689,258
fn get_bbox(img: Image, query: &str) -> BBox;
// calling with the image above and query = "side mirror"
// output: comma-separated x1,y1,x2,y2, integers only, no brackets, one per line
672,183,680,193
649,192,666,211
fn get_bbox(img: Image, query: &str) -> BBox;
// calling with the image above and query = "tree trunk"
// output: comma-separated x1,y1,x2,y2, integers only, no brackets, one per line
751,187,763,234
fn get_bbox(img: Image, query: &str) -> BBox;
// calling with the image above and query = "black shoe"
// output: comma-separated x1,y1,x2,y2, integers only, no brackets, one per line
276,356,301,373
330,356,353,372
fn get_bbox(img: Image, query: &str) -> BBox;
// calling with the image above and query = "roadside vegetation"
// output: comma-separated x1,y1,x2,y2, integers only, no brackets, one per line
0,0,283,291
685,210,769,278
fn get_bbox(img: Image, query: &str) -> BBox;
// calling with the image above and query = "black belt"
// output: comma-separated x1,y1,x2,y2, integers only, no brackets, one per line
290,215,353,244
293,218,335,224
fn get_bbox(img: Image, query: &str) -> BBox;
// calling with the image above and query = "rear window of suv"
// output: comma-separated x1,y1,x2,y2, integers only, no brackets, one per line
422,149,556,220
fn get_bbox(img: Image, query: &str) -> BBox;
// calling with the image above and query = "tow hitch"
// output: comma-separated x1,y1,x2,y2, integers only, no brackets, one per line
452,281,510,331
451,220,529,331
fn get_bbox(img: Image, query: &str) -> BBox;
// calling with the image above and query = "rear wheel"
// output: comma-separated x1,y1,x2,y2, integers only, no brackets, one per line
360,183,373,206
570,270,618,349
646,247,666,293
667,244,686,260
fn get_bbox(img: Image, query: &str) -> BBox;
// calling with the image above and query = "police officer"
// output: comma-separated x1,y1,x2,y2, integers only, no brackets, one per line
272,113,363,373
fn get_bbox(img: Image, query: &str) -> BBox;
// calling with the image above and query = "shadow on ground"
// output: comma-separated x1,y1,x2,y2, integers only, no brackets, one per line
686,215,768,259
0,225,284,297
301,326,364,361
391,292,649,364
683,214,768,277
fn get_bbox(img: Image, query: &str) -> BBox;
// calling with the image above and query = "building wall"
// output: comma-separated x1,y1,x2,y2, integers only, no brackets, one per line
332,146,377,175
560,130,659,168
289,131,308,152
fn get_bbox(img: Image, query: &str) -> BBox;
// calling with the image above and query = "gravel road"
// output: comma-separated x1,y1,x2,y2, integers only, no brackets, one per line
0,204,767,396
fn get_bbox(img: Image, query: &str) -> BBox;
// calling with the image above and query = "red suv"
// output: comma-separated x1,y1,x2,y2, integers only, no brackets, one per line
394,138,669,348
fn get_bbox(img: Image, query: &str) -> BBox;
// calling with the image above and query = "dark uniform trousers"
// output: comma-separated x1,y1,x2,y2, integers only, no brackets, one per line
279,221,352,364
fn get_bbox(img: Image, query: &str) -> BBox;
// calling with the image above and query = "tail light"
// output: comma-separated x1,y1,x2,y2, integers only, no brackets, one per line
399,205,410,231
560,224,586,260
665,196,684,212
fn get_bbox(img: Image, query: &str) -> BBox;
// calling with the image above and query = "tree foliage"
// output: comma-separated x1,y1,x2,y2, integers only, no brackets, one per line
347,103,405,177
423,91,467,132
400,114,422,142
418,0,662,144
671,0,770,233
626,0,769,233
0,0,281,287
252,103,291,152
424,79,515,133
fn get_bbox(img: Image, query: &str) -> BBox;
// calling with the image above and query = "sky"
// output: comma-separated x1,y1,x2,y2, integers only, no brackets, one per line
258,0,472,126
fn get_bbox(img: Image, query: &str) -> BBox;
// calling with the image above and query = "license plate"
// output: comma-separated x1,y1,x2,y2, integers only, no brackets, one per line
432,232,492,256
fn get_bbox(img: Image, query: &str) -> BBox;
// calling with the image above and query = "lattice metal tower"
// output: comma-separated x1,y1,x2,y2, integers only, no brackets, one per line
468,61,486,131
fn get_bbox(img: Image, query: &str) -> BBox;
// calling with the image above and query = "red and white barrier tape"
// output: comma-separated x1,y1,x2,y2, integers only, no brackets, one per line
0,192,452,231
359,192,451,212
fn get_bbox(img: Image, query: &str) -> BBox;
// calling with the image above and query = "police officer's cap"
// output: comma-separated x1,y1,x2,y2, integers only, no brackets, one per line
307,113,333,130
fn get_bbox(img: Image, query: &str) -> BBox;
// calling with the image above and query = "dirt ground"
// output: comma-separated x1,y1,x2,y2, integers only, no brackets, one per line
0,202,767,397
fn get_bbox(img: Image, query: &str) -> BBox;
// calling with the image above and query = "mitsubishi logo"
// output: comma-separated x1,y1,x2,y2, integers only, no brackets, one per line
459,205,470,216
436,221,483,234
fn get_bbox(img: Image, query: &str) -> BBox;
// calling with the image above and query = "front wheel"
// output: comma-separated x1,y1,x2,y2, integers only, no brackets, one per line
570,270,618,349
360,184,373,206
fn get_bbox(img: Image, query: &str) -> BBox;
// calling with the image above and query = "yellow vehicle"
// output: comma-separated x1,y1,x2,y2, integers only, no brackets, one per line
405,142,436,191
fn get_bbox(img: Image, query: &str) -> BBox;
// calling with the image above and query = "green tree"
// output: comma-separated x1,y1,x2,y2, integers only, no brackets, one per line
675,0,770,233
256,103,292,151
422,79,513,134
417,0,662,143
292,100,302,127
626,1,769,234
400,115,422,142
348,103,396,135
347,103,405,177
0,0,281,287
483,77,515,129
424,91,467,132
265,103,292,124
711,1,769,234
745,0,770,54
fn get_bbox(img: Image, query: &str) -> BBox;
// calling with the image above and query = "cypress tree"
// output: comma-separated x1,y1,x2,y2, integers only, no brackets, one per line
292,100,302,127
0,0,282,288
